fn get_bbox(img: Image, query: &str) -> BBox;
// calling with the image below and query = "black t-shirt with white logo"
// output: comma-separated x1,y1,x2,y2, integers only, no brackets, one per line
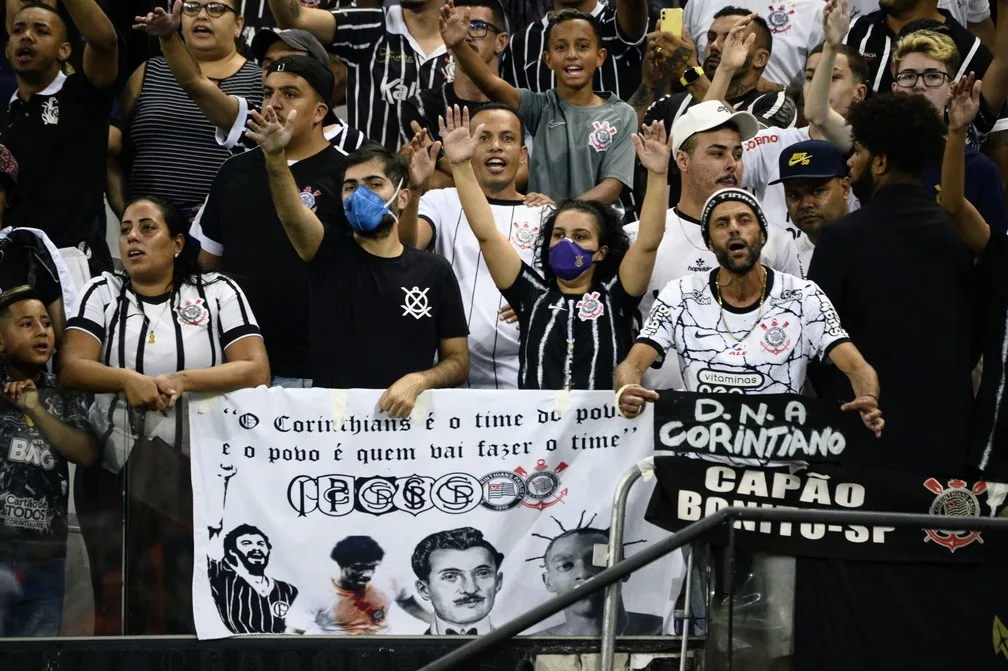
308,232,469,388
190,146,347,379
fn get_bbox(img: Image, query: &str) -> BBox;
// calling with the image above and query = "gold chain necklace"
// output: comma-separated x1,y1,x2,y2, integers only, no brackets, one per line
715,266,767,343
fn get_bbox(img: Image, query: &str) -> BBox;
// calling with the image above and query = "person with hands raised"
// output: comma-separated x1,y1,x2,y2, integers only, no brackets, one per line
0,286,97,637
442,104,670,390
442,1,638,207
248,98,470,414
628,26,704,128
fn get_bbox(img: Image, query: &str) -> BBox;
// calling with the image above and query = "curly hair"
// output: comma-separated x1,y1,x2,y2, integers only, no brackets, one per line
330,535,385,567
845,91,945,177
223,524,270,557
411,527,504,581
536,200,629,285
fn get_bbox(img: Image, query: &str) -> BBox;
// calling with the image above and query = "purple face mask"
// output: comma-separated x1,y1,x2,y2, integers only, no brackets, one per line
548,238,596,280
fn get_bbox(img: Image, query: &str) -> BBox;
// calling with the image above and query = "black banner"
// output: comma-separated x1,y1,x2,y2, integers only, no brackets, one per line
645,456,1008,563
653,392,873,465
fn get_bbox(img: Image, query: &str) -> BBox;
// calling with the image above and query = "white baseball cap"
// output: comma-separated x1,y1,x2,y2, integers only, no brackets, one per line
671,100,760,153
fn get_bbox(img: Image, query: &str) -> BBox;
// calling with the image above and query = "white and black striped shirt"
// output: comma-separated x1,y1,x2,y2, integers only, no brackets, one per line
208,557,298,634
128,57,262,209
329,6,451,149
66,272,261,376
501,1,645,101
502,264,641,390
845,8,1008,136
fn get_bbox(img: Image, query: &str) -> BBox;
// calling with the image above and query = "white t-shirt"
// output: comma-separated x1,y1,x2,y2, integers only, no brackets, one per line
624,207,802,391
847,0,991,25
417,189,551,389
637,267,849,396
741,126,860,240
685,0,824,88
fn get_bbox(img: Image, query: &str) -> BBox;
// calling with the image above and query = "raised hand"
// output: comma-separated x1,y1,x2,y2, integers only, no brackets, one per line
246,105,296,156
0,379,38,412
400,127,443,190
822,0,850,48
632,121,674,175
643,29,699,86
438,105,484,165
948,72,981,133
439,0,471,49
719,14,756,73
133,0,182,37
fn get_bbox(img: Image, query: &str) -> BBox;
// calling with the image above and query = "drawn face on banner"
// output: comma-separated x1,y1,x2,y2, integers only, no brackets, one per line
542,530,608,615
233,533,271,576
340,560,381,591
418,547,503,625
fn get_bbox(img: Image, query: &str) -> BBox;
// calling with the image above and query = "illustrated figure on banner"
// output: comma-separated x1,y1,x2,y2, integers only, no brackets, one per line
207,464,299,634
287,536,430,635
531,513,662,636
412,527,504,635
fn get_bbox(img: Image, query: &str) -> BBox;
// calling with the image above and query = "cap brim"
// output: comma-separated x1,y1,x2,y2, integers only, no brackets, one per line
727,110,760,143
251,31,281,64
768,172,845,185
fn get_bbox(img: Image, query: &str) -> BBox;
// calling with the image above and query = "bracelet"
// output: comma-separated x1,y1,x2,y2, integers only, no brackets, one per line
614,384,635,418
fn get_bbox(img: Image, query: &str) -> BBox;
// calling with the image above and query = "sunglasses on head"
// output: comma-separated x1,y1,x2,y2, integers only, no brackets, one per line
181,1,236,18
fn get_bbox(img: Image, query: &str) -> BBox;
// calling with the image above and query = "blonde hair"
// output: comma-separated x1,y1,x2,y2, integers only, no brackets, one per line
892,29,960,76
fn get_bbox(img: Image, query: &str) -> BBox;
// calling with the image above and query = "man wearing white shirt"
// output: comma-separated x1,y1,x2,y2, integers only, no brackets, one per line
770,139,851,276
625,100,801,392
401,104,551,388
742,42,868,237
684,0,825,87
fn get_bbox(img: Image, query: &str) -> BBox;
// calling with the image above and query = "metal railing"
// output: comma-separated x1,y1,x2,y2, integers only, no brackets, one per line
417,487,1008,671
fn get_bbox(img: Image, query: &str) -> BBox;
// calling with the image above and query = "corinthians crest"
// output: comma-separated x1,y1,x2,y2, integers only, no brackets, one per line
176,297,209,327
514,459,568,511
922,477,987,552
759,318,791,354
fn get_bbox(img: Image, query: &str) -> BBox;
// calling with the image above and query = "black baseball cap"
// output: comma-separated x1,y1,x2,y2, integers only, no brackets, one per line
266,55,335,110
251,28,331,68
769,140,848,184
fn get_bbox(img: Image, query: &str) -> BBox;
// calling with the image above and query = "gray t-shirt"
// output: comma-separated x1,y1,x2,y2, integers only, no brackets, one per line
518,89,636,202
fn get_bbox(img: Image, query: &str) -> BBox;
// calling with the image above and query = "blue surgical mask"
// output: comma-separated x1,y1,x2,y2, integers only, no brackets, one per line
343,179,403,233
548,238,596,280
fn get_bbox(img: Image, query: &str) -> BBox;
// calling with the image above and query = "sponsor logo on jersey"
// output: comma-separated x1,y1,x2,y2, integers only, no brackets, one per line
745,134,779,151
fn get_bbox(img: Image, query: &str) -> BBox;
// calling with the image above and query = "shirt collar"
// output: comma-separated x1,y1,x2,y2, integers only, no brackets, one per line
430,615,493,635
9,70,67,107
540,0,606,26
386,5,447,63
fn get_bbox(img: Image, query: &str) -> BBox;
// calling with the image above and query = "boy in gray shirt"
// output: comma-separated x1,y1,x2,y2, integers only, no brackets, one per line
440,4,636,206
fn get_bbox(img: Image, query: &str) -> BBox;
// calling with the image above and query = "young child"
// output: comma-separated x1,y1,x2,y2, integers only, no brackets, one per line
441,1,637,207
0,286,97,637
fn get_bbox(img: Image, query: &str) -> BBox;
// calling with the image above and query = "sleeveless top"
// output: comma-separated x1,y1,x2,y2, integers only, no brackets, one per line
127,56,262,208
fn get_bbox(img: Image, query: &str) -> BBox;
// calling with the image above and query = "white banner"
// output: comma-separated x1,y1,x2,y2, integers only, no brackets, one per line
189,388,681,639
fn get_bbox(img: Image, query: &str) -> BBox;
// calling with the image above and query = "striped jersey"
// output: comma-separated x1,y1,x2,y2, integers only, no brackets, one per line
208,556,298,634
501,1,645,100
418,189,551,389
66,271,262,376
328,5,451,149
127,57,262,208
501,264,642,390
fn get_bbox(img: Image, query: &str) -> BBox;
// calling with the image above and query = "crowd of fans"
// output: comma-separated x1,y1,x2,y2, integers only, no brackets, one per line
0,0,1005,667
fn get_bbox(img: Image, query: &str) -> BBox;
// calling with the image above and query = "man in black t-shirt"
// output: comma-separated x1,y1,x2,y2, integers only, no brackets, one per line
191,56,349,387
2,1,118,275
248,94,469,413
399,0,510,189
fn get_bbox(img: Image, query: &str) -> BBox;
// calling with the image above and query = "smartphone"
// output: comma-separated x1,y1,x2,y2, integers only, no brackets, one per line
660,8,684,36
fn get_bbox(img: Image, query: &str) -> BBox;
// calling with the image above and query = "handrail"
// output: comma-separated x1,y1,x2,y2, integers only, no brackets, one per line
417,507,1008,671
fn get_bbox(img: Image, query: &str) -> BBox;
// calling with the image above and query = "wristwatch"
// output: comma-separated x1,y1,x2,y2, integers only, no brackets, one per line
679,66,705,87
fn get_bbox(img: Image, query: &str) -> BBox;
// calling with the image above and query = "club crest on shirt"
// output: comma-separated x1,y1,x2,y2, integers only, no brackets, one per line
41,97,59,125
765,3,795,34
576,291,604,320
401,286,432,319
299,186,321,212
271,599,291,618
509,220,539,251
588,120,617,152
922,478,986,552
176,298,210,327
759,318,791,354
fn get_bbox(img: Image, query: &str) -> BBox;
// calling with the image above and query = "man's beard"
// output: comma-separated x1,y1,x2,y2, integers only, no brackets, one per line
238,551,268,576
357,214,396,240
713,241,761,275
850,169,875,203
879,0,918,16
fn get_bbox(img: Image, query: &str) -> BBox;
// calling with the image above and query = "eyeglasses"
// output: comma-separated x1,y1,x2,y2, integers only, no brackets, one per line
181,1,237,18
469,20,503,39
894,69,949,88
